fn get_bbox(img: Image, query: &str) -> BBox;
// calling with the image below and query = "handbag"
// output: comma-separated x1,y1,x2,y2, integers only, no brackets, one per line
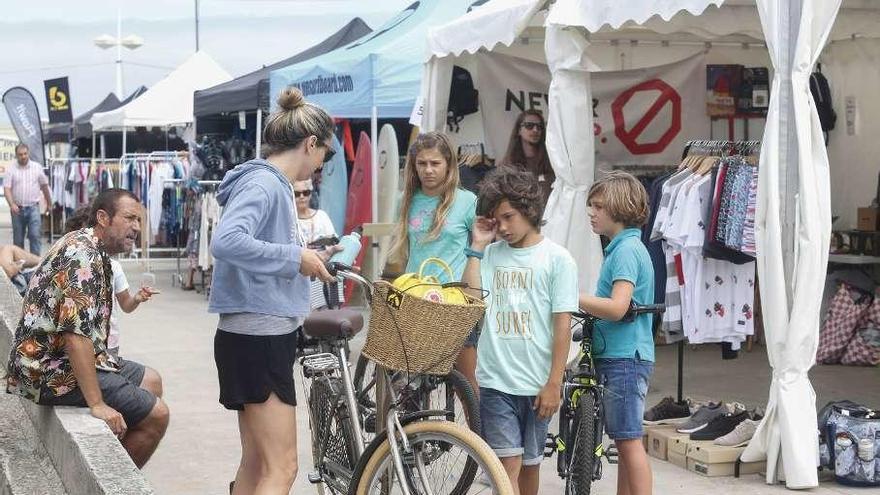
817,284,871,364
392,257,468,305
823,403,880,486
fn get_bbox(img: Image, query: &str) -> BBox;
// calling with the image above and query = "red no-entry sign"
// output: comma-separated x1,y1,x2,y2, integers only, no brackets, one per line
611,79,681,155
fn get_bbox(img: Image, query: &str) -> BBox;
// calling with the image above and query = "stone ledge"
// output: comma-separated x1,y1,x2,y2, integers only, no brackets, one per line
0,274,152,495
0,392,64,495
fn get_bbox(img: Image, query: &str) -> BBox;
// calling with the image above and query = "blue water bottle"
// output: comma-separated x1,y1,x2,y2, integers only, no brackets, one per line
329,228,362,267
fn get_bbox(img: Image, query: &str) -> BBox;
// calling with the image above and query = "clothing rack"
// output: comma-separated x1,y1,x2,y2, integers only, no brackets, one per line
46,158,122,241
670,139,761,404
166,179,221,292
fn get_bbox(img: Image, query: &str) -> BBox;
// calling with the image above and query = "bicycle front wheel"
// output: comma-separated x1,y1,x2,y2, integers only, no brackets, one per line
350,420,513,495
566,391,599,495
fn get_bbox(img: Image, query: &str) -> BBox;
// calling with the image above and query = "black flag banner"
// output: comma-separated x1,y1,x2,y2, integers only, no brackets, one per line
2,87,45,165
44,77,73,124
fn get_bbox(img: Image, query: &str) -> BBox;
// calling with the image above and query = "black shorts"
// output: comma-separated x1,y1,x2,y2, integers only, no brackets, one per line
214,329,298,411
39,358,157,428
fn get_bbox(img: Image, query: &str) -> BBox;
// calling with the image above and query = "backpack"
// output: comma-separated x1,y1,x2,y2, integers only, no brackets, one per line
447,66,479,133
809,69,836,143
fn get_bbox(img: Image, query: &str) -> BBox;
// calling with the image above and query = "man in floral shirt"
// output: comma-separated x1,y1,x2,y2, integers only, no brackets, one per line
6,189,169,468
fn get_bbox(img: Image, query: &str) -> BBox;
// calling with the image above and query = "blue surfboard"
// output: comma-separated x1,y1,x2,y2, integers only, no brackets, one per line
320,135,348,235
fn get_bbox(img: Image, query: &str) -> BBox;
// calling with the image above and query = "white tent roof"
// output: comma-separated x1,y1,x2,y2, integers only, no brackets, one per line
91,51,231,130
427,0,880,60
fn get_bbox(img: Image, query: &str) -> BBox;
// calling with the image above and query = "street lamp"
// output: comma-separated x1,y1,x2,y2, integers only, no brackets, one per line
94,9,143,98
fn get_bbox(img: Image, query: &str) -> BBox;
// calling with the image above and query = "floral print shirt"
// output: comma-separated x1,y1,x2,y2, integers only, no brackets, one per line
6,228,116,403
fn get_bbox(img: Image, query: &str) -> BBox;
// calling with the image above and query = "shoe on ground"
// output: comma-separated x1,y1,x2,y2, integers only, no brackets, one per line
676,402,728,434
714,418,760,447
690,411,750,441
643,396,691,425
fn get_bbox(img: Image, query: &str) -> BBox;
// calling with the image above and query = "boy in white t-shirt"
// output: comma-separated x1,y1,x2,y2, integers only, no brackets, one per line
66,208,159,357
108,258,159,357
462,167,579,495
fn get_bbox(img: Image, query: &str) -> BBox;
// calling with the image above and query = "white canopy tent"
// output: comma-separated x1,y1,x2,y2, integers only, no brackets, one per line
418,0,879,488
91,51,231,153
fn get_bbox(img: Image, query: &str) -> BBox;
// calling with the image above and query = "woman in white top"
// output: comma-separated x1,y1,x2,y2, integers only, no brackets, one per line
295,179,343,309
294,179,335,243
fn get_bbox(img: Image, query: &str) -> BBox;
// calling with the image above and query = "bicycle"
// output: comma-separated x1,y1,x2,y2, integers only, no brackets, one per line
544,303,665,495
299,262,512,495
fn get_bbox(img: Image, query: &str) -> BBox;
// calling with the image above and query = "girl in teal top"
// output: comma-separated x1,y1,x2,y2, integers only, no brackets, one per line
387,132,478,389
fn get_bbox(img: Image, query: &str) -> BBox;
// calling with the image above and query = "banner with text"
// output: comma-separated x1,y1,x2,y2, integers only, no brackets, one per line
44,77,73,124
2,87,45,165
475,52,708,166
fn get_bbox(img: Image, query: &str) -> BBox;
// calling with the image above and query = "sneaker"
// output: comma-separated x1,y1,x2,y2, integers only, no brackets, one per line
676,402,728,433
690,411,750,441
643,396,691,425
714,418,760,447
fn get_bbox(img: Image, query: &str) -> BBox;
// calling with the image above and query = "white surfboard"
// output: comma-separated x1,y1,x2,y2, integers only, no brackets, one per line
377,124,400,267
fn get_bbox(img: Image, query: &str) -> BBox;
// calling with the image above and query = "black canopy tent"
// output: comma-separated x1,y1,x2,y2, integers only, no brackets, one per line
69,86,148,157
193,17,371,117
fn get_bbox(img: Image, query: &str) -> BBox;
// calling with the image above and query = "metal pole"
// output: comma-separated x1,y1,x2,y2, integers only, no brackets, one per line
370,106,379,281
116,6,123,97
121,127,127,158
194,0,200,52
92,132,96,160
255,109,262,158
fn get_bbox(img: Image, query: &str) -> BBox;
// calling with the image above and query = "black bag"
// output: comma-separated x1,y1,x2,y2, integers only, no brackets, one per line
447,66,479,132
810,69,837,142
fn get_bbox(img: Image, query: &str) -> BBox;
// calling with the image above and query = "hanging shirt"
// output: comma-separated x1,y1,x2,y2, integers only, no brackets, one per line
148,162,175,237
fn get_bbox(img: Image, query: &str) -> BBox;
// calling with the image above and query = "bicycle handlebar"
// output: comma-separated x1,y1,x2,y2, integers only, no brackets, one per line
325,262,373,304
572,303,665,323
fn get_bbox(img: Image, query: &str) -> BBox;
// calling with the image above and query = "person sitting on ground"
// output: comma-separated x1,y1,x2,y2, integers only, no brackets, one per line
64,206,160,358
0,244,42,295
579,171,655,495
5,189,169,469
498,110,555,208
462,166,578,495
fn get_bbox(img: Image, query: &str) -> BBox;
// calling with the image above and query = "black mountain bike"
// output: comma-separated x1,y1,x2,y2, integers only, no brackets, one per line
545,303,665,495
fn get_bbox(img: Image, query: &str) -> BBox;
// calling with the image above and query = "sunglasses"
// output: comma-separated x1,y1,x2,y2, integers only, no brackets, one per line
521,122,544,131
321,140,336,163
294,190,312,198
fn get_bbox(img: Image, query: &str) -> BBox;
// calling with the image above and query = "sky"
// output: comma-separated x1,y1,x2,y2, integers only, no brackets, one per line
0,0,411,126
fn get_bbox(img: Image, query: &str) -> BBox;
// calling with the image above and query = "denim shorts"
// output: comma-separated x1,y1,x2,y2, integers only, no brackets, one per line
594,356,653,440
480,387,551,466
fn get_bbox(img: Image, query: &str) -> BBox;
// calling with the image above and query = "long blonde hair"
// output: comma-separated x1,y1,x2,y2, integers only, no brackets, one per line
387,132,460,270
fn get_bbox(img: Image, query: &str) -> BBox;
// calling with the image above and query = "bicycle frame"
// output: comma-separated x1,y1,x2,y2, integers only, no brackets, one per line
305,267,456,495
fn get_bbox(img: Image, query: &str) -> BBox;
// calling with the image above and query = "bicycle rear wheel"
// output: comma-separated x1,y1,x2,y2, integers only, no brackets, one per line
349,420,513,495
310,377,359,494
566,391,599,495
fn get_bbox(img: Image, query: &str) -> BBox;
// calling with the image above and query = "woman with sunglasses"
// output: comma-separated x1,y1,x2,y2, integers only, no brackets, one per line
209,87,338,495
294,178,345,310
500,110,555,207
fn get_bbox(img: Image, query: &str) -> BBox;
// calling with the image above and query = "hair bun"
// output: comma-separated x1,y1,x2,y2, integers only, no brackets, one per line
277,87,305,111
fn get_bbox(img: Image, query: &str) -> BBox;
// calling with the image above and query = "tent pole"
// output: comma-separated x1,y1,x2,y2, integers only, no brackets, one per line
255,109,262,158
122,127,127,158
370,105,379,281
92,132,96,160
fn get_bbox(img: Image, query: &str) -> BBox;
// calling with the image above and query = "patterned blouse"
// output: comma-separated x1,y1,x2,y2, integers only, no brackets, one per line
6,228,116,403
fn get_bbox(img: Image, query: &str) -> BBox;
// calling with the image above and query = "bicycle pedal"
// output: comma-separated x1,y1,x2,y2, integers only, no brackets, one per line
301,353,340,377
363,412,376,433
307,472,323,484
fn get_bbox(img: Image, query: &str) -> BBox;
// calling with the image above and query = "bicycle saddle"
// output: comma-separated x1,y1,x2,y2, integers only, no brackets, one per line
303,309,364,339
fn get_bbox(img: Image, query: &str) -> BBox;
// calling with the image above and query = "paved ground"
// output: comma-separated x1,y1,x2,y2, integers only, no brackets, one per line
2,203,878,494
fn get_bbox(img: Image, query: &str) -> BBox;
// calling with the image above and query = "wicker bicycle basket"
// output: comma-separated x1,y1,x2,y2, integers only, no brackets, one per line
363,280,486,375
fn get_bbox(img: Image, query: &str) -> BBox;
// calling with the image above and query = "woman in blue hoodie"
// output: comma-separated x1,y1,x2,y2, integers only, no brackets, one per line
209,87,337,495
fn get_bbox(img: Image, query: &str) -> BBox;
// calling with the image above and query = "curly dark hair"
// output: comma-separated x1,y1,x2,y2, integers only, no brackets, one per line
477,166,545,228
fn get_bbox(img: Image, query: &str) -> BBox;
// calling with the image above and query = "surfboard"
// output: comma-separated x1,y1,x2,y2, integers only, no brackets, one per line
376,124,400,267
343,131,372,302
320,135,348,235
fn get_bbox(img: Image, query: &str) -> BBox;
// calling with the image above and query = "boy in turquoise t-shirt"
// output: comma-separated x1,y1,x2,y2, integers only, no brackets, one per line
580,171,655,495
462,167,578,495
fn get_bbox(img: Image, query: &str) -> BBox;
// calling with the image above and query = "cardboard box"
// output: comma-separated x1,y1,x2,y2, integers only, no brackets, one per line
646,426,690,461
857,207,879,231
669,434,693,457
668,450,688,470
686,442,766,477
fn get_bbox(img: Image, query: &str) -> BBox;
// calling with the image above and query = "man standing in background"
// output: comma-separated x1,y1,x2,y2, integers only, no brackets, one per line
4,143,51,255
